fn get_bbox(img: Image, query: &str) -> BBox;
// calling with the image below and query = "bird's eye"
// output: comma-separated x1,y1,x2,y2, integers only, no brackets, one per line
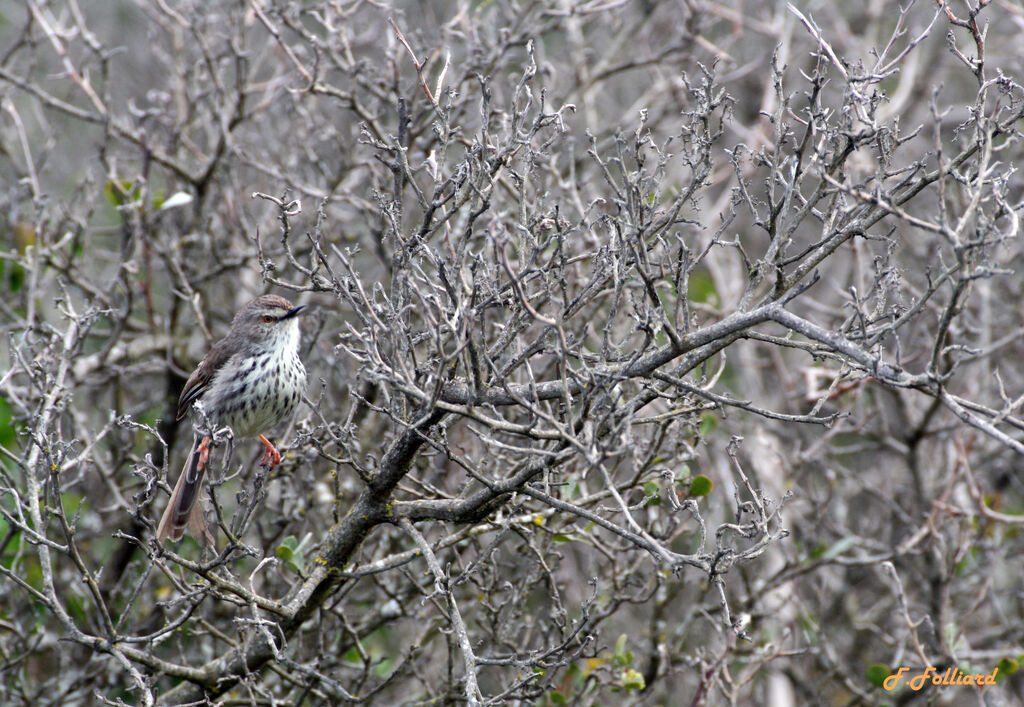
262,315,275,323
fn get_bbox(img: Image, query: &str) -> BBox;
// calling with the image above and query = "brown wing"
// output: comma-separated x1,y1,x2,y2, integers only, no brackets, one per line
176,338,234,420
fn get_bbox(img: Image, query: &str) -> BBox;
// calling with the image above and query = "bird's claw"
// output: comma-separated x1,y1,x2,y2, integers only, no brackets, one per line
258,434,282,469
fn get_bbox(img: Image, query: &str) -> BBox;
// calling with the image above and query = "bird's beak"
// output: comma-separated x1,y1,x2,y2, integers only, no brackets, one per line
282,304,306,320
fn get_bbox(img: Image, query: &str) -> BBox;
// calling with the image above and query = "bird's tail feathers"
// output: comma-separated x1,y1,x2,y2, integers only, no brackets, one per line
157,435,212,545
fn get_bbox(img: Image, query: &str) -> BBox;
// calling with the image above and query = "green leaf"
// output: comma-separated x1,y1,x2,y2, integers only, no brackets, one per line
104,179,140,208
3,262,25,294
865,664,890,688
944,623,965,653
373,656,393,678
643,480,660,505
551,533,574,543
820,536,856,561
0,395,20,450
687,268,718,305
277,535,308,574
698,413,717,438
276,535,299,563
688,475,713,497
65,593,88,624
549,691,567,705
612,634,633,667
613,634,628,659
998,657,1019,678
621,668,645,691
567,478,580,499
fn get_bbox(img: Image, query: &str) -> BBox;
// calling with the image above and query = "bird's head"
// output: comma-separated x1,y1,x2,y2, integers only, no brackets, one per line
233,295,306,350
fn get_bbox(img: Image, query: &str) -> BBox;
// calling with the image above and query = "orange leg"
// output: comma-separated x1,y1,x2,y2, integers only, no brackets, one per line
196,436,212,472
258,434,282,468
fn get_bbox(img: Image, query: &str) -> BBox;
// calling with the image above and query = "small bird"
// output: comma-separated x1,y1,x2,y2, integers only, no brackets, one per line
157,295,307,543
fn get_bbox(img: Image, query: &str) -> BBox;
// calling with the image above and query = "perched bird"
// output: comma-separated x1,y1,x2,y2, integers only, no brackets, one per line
157,295,307,543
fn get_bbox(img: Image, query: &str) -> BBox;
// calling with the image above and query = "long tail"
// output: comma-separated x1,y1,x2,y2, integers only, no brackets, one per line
157,435,209,542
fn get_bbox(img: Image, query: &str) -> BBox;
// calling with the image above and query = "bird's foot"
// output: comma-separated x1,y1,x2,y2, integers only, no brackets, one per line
258,434,282,469
197,436,212,472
